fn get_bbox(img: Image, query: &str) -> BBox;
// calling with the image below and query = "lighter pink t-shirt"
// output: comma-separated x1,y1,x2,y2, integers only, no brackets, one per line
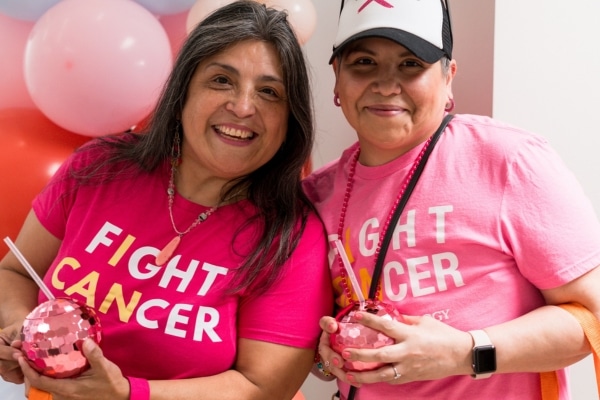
33,144,332,380
303,114,600,399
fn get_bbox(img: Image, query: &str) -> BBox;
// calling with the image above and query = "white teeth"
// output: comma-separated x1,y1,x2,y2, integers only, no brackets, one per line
217,125,254,139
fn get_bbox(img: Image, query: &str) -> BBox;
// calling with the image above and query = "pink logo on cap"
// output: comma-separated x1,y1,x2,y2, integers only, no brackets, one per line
358,0,394,13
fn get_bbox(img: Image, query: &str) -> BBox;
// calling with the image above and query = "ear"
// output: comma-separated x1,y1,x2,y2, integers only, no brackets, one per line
446,59,458,85
331,58,341,94
445,59,457,98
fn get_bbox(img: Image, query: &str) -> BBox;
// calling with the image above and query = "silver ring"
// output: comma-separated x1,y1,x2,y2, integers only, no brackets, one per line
392,365,401,380
324,360,330,368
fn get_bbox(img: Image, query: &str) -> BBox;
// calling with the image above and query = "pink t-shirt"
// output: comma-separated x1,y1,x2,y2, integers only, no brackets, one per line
33,144,332,380
303,114,600,399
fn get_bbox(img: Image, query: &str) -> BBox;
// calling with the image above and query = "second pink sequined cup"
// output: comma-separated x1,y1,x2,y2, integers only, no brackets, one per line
330,299,401,372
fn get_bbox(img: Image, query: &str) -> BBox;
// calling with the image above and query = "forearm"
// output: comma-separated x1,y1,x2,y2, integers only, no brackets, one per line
149,370,262,400
146,342,313,400
484,305,588,374
0,269,39,332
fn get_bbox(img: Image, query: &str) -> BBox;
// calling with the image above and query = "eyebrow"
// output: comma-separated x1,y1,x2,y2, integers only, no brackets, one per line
206,62,284,84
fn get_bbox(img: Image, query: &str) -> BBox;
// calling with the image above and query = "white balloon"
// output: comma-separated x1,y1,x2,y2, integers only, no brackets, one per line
186,0,235,34
265,0,317,45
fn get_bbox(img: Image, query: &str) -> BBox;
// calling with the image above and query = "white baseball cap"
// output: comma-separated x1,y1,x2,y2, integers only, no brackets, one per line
330,0,453,64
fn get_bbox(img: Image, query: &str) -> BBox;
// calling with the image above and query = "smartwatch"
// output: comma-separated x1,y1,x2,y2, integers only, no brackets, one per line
468,330,496,379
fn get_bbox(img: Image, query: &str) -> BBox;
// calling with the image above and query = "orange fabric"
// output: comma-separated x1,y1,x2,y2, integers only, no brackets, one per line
540,302,600,400
28,387,52,400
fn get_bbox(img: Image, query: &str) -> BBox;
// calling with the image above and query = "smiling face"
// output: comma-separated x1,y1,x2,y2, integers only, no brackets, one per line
180,39,289,182
333,37,456,166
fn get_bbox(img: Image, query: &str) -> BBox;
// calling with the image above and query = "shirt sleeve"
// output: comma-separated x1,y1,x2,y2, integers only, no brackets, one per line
500,136,600,289
237,213,333,349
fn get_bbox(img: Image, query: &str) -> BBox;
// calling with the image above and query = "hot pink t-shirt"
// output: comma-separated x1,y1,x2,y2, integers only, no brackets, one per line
33,143,332,380
303,114,600,399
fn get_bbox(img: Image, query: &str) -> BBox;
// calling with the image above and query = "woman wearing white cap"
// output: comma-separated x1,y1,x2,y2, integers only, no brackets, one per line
303,0,600,399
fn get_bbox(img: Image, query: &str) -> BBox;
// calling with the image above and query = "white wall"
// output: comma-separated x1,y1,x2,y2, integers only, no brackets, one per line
494,2,600,399
301,0,600,398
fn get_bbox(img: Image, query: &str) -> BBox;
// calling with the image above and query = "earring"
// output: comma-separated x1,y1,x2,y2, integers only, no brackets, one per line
445,98,455,112
333,94,341,107
171,121,182,164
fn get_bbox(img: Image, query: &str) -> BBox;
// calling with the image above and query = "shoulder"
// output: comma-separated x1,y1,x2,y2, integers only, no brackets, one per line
449,114,547,145
446,114,552,161
302,142,359,204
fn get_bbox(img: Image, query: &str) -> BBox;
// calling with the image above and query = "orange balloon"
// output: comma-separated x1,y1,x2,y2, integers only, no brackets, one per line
0,108,90,244
292,390,306,400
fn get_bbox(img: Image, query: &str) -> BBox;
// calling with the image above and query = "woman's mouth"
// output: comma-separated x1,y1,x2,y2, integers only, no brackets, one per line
214,125,255,140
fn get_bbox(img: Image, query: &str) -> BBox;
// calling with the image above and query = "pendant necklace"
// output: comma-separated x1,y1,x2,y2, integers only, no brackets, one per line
155,159,218,266
336,137,434,303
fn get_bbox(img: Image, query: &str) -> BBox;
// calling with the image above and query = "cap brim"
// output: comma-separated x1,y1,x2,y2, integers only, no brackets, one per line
329,28,445,65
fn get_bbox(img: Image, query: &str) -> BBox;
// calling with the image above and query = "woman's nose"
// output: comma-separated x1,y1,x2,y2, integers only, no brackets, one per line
225,89,256,118
373,69,402,97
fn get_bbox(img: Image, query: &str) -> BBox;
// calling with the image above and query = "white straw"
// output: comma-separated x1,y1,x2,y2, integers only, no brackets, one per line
334,239,365,305
3,237,55,300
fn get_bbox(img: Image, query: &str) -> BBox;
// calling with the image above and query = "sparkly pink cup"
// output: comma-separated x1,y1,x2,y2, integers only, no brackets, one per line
330,300,401,372
20,297,102,378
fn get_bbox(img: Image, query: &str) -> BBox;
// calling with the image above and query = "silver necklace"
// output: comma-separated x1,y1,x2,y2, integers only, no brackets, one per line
155,160,217,266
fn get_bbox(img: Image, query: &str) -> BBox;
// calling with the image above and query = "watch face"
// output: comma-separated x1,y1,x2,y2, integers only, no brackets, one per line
474,345,496,373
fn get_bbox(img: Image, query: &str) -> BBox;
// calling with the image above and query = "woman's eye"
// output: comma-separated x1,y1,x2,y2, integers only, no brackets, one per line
261,87,277,96
400,60,423,68
213,76,230,85
259,87,285,101
355,57,374,65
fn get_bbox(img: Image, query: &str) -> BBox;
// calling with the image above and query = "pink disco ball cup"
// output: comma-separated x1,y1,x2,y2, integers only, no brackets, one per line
330,299,401,372
20,297,102,378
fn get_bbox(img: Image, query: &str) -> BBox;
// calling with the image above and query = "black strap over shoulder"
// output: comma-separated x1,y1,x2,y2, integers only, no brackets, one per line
348,113,454,400
368,113,454,298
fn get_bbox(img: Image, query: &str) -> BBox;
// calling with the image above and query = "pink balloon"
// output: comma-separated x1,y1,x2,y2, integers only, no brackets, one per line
186,0,235,34
24,0,173,137
159,11,189,60
0,13,37,109
265,0,316,45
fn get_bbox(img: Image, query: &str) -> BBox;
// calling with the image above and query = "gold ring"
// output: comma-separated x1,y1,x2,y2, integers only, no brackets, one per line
392,365,401,380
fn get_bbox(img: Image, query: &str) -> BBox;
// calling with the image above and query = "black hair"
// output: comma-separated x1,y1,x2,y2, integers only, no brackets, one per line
74,0,315,294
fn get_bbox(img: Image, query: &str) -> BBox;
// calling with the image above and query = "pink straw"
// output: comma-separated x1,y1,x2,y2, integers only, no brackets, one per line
334,239,365,306
3,237,55,300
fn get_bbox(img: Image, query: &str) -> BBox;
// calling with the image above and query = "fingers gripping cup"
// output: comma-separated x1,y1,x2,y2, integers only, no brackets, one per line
20,297,102,378
330,240,402,371
330,299,401,372
3,237,103,380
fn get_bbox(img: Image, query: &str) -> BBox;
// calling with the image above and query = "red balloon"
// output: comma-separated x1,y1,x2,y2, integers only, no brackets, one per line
159,11,189,61
0,108,90,243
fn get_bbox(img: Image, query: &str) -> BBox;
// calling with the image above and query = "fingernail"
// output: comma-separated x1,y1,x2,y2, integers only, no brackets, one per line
327,322,336,331
82,338,96,351
342,351,351,359
332,358,340,367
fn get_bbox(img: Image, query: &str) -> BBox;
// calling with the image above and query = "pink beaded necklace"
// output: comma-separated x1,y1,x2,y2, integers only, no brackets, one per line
336,138,434,303
336,113,454,304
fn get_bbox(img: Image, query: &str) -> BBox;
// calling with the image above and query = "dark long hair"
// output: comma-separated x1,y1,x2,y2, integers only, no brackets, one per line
79,1,315,294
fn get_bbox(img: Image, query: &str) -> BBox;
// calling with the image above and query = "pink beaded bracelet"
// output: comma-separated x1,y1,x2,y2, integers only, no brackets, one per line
126,376,150,400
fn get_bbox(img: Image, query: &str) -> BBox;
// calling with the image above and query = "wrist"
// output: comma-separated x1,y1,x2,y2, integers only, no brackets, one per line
126,376,150,400
468,329,496,379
